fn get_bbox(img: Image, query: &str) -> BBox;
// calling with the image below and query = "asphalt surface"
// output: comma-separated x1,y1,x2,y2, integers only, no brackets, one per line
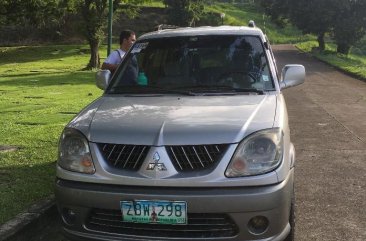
22,44,366,241
276,45,366,241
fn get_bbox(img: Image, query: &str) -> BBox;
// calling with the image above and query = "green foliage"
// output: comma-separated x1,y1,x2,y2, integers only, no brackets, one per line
0,0,69,28
0,0,148,69
261,0,366,54
144,0,165,7
117,0,150,18
332,0,366,54
353,36,366,56
76,0,112,68
296,41,366,79
288,0,335,50
206,2,314,44
198,11,221,26
66,0,146,69
259,0,289,27
0,44,103,224
163,0,205,26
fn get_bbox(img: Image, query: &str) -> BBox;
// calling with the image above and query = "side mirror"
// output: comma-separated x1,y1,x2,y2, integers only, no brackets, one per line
96,70,111,90
280,64,305,90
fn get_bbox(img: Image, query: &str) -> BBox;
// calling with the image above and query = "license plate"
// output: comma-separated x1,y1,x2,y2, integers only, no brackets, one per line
120,200,187,225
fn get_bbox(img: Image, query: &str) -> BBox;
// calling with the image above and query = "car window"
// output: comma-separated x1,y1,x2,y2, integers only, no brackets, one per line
107,35,275,94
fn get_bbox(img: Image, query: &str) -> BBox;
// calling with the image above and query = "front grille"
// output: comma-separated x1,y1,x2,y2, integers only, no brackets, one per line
166,144,229,171
86,208,238,238
98,143,149,171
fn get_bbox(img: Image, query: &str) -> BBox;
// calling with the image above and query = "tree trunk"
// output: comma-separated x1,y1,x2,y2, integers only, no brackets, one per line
337,43,350,55
317,32,325,51
87,40,100,69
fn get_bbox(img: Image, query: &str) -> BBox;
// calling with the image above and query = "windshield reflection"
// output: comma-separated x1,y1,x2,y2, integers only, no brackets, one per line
107,35,274,94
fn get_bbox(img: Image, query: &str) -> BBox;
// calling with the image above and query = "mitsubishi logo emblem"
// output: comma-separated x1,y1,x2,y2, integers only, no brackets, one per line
147,152,167,171
153,152,160,162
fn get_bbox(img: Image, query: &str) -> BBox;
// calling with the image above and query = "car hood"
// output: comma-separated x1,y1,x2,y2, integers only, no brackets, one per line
71,95,277,145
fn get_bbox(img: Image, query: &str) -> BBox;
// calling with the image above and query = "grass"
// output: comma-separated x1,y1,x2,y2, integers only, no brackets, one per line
0,45,104,224
296,41,366,79
141,1,314,44
145,0,165,7
204,2,314,44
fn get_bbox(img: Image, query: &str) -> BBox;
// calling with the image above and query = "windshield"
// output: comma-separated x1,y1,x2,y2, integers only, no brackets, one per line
107,35,274,95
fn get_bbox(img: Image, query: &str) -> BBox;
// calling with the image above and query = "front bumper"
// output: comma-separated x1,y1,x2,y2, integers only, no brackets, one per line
55,170,293,241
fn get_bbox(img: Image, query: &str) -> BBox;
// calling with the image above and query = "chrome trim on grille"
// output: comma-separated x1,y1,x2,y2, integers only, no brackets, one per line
181,146,194,169
98,143,149,171
134,146,147,169
170,147,182,170
166,144,229,171
192,146,204,167
204,145,214,162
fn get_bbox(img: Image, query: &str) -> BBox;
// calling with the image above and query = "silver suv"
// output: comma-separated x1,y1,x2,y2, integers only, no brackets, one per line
55,25,305,241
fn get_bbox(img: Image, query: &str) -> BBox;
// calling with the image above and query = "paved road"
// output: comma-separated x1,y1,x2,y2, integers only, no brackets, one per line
275,45,366,241
31,45,366,241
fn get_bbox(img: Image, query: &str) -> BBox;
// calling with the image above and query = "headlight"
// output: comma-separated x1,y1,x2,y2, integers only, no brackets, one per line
58,128,95,174
225,128,283,177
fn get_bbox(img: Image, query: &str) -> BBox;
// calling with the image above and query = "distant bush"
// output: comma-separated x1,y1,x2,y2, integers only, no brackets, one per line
352,37,366,56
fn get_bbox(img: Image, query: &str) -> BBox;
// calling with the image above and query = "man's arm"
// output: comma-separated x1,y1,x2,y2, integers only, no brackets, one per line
101,62,119,72
101,50,122,72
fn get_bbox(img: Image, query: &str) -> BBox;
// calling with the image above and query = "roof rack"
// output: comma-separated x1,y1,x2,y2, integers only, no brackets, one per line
154,24,180,31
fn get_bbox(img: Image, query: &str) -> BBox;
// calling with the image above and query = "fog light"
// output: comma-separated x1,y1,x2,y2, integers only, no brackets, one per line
248,216,269,235
62,208,76,226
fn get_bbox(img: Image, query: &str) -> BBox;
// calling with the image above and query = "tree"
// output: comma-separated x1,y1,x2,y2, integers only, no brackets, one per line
0,0,7,25
0,0,145,69
259,0,289,28
260,0,366,53
0,0,69,29
75,0,145,69
288,0,335,51
261,0,333,50
332,0,366,54
163,0,205,27
76,0,111,69
187,0,205,26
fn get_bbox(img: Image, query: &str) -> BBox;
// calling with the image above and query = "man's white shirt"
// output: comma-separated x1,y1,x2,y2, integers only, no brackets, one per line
104,49,126,65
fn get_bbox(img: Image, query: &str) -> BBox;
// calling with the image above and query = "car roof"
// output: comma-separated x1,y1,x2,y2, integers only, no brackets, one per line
138,26,266,41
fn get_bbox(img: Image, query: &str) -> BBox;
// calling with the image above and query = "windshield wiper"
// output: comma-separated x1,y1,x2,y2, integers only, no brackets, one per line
174,85,264,95
108,85,198,96
224,87,264,95
143,86,198,96
109,85,264,96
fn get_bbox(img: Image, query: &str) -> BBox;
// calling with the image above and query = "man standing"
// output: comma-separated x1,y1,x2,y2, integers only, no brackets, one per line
102,29,136,73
